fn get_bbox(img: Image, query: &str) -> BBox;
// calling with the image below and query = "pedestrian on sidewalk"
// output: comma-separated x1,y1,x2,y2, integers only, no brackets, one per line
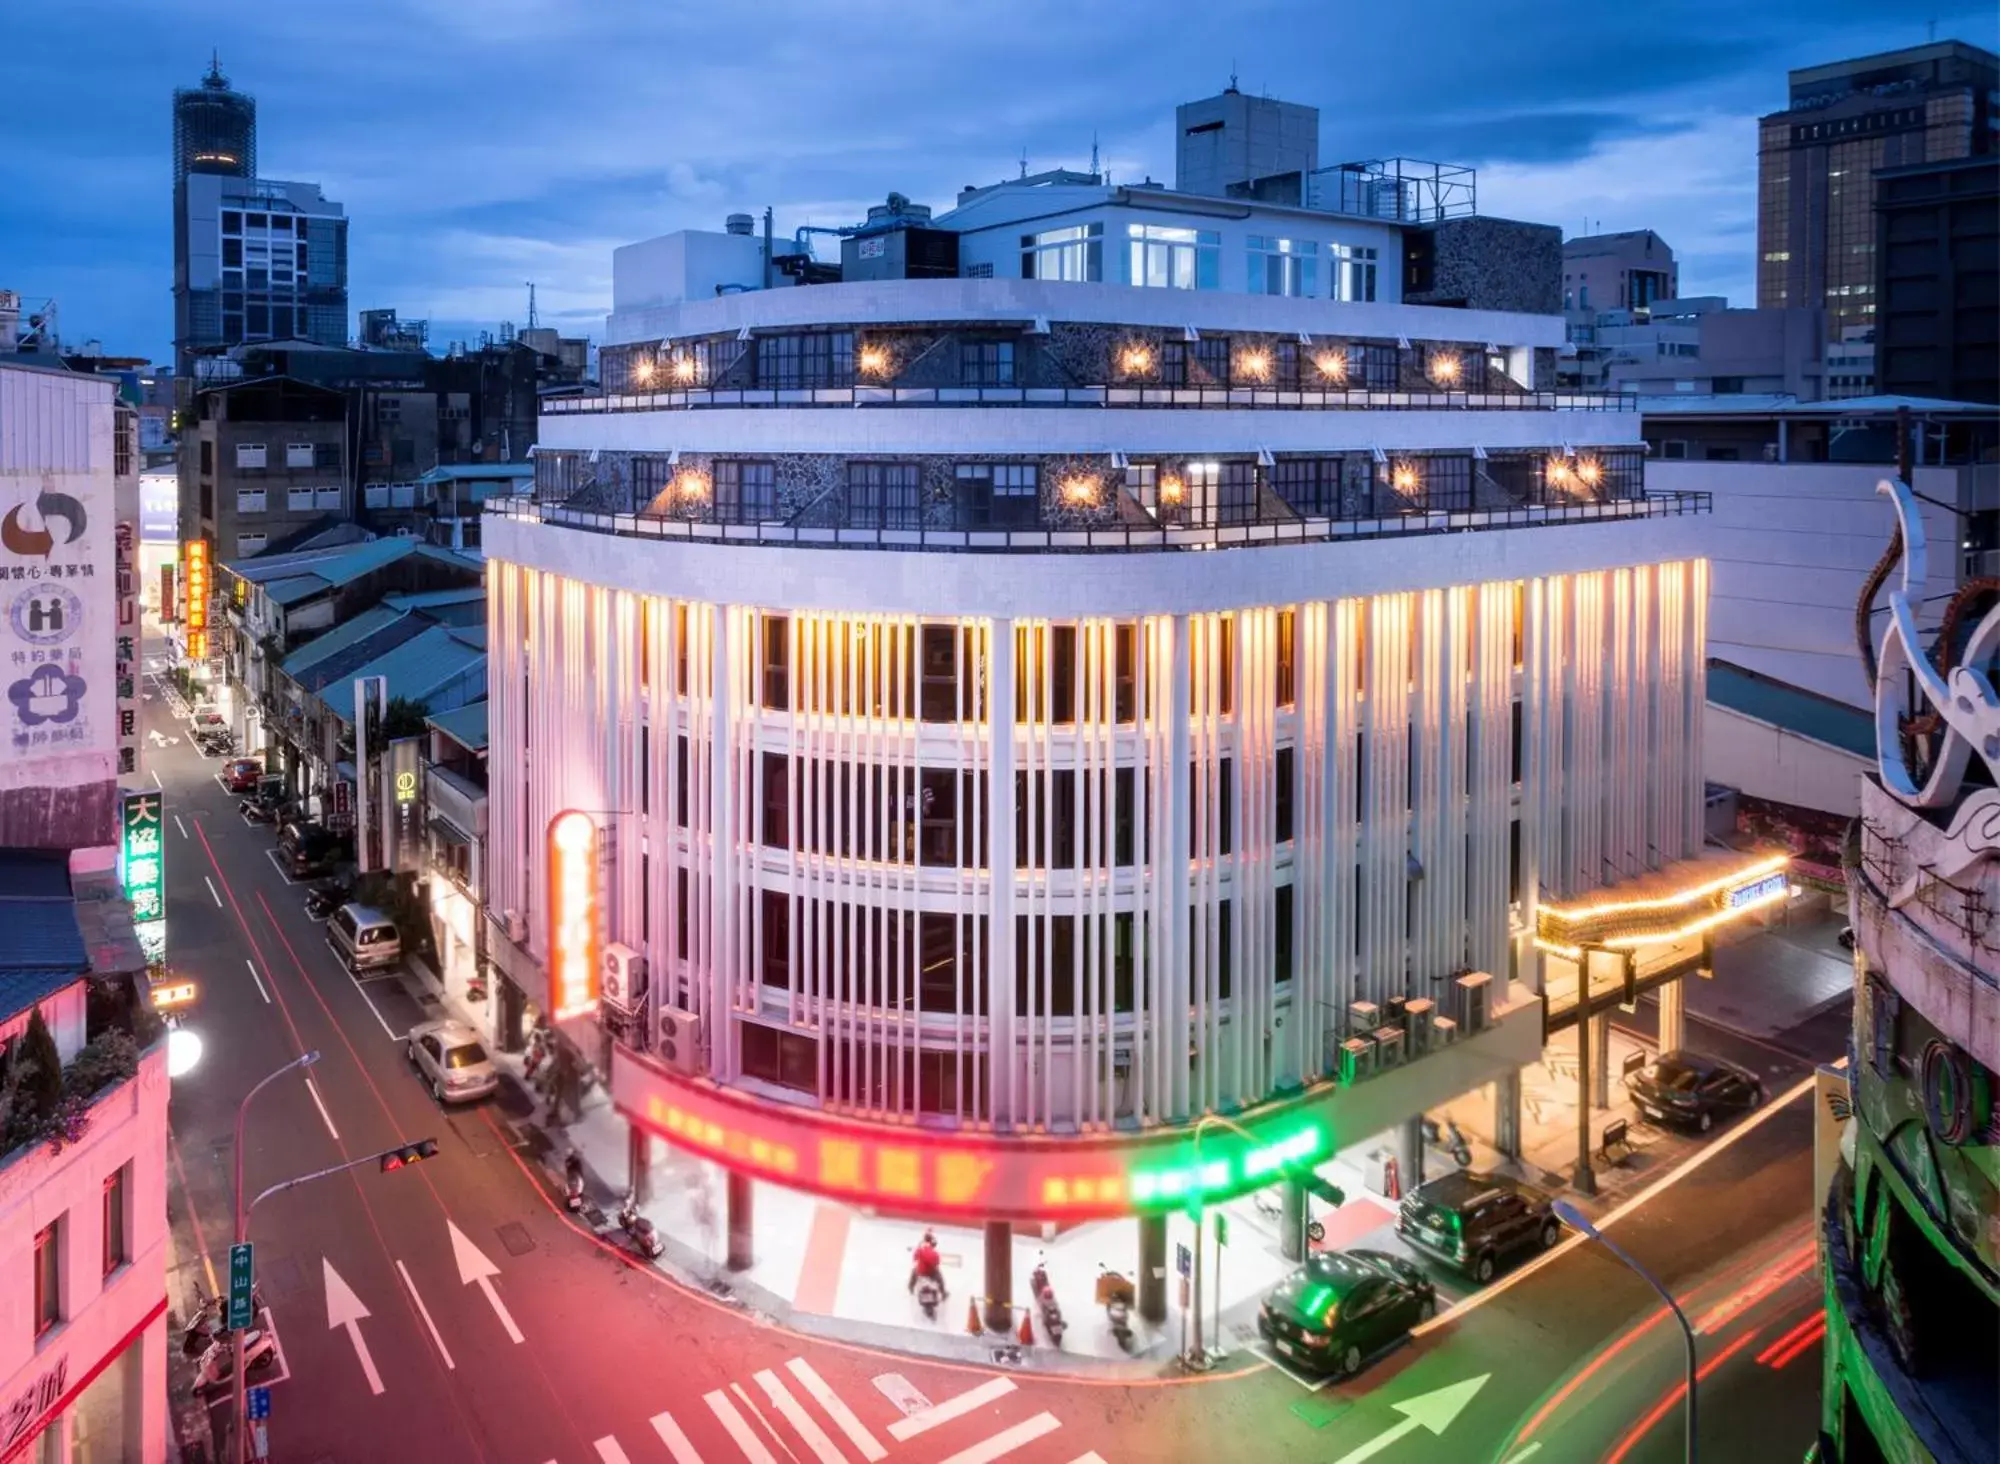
552,1043,581,1125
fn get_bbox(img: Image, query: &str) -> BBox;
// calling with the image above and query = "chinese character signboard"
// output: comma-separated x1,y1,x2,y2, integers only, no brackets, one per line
120,789,166,963
385,736,423,872
182,537,210,660
114,518,138,775
547,810,600,1019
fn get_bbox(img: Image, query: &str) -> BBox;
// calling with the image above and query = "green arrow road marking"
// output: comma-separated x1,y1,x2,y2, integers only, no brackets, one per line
1325,1374,1490,1464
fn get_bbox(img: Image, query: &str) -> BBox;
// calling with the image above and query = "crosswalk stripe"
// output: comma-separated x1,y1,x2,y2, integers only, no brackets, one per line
755,1370,846,1464
705,1389,778,1464
786,1358,887,1462
886,1376,1017,1442
935,1413,1062,1464
650,1411,705,1464
594,1440,634,1464
1067,1454,1109,1464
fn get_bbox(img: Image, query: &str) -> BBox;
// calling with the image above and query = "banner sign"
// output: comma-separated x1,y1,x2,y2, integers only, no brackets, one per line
2,473,108,763
182,538,210,660
548,810,600,1019
114,519,138,775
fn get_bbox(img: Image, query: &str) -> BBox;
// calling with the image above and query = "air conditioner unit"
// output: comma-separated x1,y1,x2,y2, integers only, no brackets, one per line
1403,998,1436,1053
1373,1025,1406,1069
1348,1000,1381,1038
1382,995,1409,1027
504,908,528,945
1455,972,1492,1033
601,943,648,1016
1339,1035,1377,1086
655,1004,706,1076
1431,1014,1459,1045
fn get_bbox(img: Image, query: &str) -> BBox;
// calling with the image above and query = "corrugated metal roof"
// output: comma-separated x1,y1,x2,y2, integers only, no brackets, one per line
282,605,411,675
426,700,489,752
0,970,86,1023
225,536,422,590
315,625,486,723
381,587,486,612
1639,392,1999,418
265,574,330,605
1708,659,1874,759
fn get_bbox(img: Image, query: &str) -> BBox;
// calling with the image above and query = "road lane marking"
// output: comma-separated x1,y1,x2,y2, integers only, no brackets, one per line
936,1413,1061,1464
787,1357,886,1461
395,1260,455,1371
323,1258,385,1396
305,1077,340,1141
205,875,223,908
448,1220,525,1343
731,1381,793,1464
1067,1455,1108,1464
755,1368,846,1464
1251,1341,1339,1392
705,1389,777,1464
887,1377,1016,1442
650,1411,704,1464
1502,1446,1543,1464
245,958,270,1005
152,768,163,789
1411,1073,1816,1338
174,814,188,840
263,847,301,885
593,1440,632,1464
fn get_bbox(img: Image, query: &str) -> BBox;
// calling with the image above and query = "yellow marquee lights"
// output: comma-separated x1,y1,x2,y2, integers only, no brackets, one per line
1537,853,1792,956
1539,854,1790,923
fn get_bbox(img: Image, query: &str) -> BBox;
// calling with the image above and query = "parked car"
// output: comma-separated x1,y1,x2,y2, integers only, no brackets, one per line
1258,1248,1437,1377
221,758,263,793
1625,1049,1765,1134
1397,1170,1560,1283
328,903,402,974
405,1018,498,1104
278,821,349,879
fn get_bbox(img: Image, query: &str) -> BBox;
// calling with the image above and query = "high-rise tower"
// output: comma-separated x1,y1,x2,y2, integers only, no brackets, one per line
172,53,255,184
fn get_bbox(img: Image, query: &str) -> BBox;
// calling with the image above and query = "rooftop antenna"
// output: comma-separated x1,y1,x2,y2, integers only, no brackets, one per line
1090,132,1100,179
526,281,539,332
1019,147,1028,180
1228,63,1239,93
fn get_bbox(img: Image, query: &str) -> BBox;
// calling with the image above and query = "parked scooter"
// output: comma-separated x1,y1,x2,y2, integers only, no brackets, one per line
180,1283,268,1358
616,1193,664,1259
1422,1115,1474,1169
191,1329,277,1394
914,1273,944,1320
304,877,350,919
1030,1253,1066,1346
563,1150,586,1212
240,794,280,824
1097,1265,1135,1352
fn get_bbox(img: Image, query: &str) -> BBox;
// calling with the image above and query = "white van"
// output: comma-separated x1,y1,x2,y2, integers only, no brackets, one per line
328,903,402,974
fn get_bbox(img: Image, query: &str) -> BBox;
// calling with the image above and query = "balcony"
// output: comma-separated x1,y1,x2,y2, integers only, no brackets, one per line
426,762,487,841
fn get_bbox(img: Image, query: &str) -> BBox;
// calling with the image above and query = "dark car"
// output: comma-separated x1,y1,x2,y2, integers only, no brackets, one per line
1397,1170,1560,1283
1625,1049,1765,1134
278,821,350,879
222,758,263,793
1257,1249,1437,1378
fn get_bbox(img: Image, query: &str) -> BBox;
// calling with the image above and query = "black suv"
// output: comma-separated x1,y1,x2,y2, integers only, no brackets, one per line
279,821,351,879
1396,1170,1560,1283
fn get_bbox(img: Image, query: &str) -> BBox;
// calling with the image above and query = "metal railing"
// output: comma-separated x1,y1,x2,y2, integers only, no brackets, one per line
484,489,1709,556
543,385,1636,416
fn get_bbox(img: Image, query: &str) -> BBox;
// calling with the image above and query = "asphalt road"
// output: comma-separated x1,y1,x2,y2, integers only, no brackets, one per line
150,654,1839,1464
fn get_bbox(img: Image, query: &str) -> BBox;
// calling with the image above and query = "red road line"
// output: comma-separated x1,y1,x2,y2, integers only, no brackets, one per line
1755,1310,1827,1366
1518,1304,1673,1440
1766,1318,1827,1371
1603,1326,1763,1464
1692,1243,1816,1334
190,821,493,1460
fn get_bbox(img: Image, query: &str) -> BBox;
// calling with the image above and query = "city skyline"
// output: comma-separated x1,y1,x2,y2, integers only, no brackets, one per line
3,0,1993,361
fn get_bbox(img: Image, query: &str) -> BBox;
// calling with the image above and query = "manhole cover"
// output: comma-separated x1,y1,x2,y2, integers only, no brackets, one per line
496,1222,535,1258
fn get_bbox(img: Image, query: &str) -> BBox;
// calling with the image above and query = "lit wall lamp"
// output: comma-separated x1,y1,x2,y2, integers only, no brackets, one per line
1059,474,1101,507
1120,343,1155,377
857,343,892,376
1575,456,1603,489
671,353,700,385
673,469,711,503
1237,347,1272,382
1159,473,1186,505
633,357,657,387
1546,454,1575,490
1314,350,1350,384
1429,352,1463,386
1391,460,1422,496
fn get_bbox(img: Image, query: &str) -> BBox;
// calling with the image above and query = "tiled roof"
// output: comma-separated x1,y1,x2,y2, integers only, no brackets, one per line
1707,659,1874,759
425,700,489,752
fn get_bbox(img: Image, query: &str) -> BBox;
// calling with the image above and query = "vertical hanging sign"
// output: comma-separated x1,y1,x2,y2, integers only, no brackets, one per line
182,539,210,660
547,810,600,1019
114,520,138,775
120,789,166,964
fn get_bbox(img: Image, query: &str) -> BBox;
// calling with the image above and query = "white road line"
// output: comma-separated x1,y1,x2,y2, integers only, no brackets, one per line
263,847,300,885
245,958,270,1005
649,1411,704,1464
1067,1454,1108,1464
936,1413,1061,1464
755,1369,845,1464
174,814,188,840
1502,1443,1544,1464
1412,1072,1818,1338
731,1382,792,1464
305,1077,340,1141
593,1440,633,1464
152,768,163,790
886,1377,1017,1442
205,875,223,908
704,1389,777,1464
787,1358,886,1461
346,969,400,1042
394,1260,454,1370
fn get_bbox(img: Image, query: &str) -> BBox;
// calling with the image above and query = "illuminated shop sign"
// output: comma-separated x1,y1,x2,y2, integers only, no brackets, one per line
1726,872,1789,910
547,809,599,1019
1536,853,1790,959
182,539,210,660
119,789,166,965
614,1047,1338,1222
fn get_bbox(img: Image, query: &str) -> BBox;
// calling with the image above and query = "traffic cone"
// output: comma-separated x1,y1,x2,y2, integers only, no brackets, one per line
1018,1309,1035,1345
966,1298,982,1334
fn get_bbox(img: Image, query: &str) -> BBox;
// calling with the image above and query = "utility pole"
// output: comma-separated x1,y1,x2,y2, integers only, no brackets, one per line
232,1053,319,1464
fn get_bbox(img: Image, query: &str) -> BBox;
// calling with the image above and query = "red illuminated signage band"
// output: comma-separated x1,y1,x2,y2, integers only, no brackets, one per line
547,809,600,1019
612,1045,1338,1223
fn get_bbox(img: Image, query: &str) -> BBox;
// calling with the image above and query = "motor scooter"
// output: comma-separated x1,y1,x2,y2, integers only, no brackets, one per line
616,1193,664,1259
523,1026,552,1082
304,877,350,920
181,1283,268,1358
914,1273,944,1320
189,1325,277,1394
1030,1253,1065,1345
1097,1265,1135,1351
563,1150,586,1212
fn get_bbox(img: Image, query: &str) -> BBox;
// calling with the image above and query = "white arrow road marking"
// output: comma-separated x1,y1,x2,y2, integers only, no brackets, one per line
205,875,223,908
886,1376,1016,1442
245,958,270,1005
593,1440,633,1464
705,1389,777,1464
304,1077,339,1140
936,1414,1061,1464
649,1411,704,1464
447,1220,524,1343
395,1260,454,1369
754,1369,845,1464
322,1258,384,1395
1326,1374,1490,1464
787,1358,886,1461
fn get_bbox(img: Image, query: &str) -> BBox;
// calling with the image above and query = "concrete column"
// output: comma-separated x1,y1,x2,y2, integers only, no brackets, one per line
1396,1115,1424,1195
986,619,1016,1126
983,1220,1014,1334
1493,1071,1523,1160
726,1171,754,1271
1279,1179,1308,1263
1658,974,1686,1055
1591,1011,1611,1110
1572,1008,1597,1196
1138,1213,1168,1324
627,1123,651,1204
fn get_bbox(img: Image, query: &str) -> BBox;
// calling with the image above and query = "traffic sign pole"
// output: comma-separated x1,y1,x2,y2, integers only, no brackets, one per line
228,1243,255,1332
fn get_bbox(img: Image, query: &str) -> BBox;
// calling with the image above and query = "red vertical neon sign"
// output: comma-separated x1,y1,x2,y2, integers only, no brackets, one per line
547,809,599,1019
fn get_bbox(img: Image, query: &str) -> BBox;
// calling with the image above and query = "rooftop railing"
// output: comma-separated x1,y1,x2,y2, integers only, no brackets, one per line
542,385,1636,416
484,488,1709,556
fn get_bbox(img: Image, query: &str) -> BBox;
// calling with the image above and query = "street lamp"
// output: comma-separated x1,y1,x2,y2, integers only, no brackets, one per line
1551,1199,1698,1462
232,1051,320,1464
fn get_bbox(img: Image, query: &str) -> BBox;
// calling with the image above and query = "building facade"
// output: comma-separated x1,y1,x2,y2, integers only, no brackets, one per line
1562,229,1677,314
1874,155,2000,404
483,182,1718,1300
1757,41,1999,341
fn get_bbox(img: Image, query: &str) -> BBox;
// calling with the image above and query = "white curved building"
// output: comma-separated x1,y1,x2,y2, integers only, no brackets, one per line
483,187,1717,1309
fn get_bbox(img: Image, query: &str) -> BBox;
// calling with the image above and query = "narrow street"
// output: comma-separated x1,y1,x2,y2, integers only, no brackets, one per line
153,658,1836,1464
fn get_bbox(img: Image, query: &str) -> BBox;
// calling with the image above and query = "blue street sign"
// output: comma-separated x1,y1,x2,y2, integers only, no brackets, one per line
227,1243,255,1331
246,1386,270,1422
1176,1243,1192,1278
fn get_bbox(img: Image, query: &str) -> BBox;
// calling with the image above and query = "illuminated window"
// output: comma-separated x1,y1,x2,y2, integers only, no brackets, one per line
1332,243,1379,302
1127,224,1220,290
1021,223,1103,282
1248,235,1318,297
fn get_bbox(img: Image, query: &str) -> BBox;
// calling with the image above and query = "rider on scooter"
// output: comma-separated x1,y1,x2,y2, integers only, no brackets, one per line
908,1229,946,1297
